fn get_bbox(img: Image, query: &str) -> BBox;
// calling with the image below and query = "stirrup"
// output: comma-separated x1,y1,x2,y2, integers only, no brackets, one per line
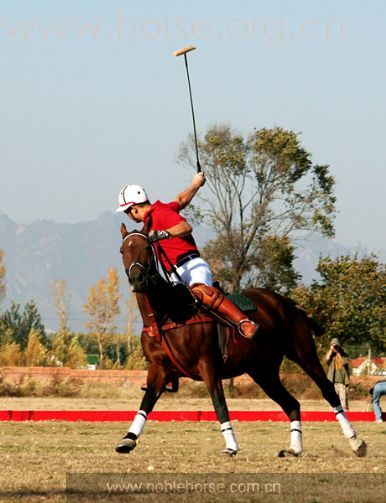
238,319,259,339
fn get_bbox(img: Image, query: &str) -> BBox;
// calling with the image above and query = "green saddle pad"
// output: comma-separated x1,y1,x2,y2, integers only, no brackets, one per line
226,292,256,312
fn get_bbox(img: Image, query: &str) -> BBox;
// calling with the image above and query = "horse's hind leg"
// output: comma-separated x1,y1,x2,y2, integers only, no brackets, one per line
116,364,168,454
293,354,366,457
249,370,303,457
287,315,367,457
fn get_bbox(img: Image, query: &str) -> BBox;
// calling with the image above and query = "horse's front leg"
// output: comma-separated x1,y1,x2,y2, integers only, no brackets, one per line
200,362,239,456
116,364,167,454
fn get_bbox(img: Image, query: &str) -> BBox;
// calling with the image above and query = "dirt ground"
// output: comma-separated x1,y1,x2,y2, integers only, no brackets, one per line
0,412,385,502
0,396,373,411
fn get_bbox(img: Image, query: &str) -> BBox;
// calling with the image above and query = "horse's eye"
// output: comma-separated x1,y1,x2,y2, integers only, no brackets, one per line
119,246,124,255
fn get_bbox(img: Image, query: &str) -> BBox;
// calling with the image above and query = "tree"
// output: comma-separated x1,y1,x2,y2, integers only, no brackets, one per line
24,329,47,366
206,234,300,294
52,279,70,333
50,279,86,368
0,301,46,349
0,249,5,304
0,341,24,366
83,268,121,367
0,329,23,366
125,295,146,369
291,255,386,353
179,125,335,291
125,334,146,369
62,335,87,369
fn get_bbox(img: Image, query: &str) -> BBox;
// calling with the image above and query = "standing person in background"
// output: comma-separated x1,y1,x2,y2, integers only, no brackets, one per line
369,380,386,423
326,338,351,411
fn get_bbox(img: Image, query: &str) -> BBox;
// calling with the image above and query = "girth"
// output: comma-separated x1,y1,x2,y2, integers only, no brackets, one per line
142,312,215,337
142,313,217,381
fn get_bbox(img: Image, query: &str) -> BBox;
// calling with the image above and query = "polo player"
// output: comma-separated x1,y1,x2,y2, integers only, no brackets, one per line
116,173,259,339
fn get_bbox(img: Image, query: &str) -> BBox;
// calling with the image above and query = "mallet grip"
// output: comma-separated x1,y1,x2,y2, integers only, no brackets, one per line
173,45,196,57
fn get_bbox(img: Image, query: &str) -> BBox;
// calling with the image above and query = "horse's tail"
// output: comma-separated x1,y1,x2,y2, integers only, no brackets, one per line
283,295,325,337
304,314,325,337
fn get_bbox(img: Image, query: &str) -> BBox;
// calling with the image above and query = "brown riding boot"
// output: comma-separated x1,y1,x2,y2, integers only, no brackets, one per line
191,283,259,339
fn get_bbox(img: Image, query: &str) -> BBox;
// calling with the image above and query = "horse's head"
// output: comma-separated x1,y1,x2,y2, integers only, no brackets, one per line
120,223,155,292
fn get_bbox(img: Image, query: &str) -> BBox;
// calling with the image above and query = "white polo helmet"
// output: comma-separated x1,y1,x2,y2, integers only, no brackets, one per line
116,185,148,213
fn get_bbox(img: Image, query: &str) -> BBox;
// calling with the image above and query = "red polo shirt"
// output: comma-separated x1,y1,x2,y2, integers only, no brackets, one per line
143,200,199,269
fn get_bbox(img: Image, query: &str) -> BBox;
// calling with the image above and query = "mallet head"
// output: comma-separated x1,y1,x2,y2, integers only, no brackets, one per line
173,46,196,57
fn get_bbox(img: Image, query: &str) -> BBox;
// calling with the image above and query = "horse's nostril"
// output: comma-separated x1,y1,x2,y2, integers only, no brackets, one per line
128,270,146,293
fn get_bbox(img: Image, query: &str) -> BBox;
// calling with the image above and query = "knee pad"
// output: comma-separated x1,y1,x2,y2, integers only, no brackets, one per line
191,283,224,310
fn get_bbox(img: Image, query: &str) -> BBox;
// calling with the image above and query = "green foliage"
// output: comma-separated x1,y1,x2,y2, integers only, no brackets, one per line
0,301,47,349
179,124,336,291
291,255,386,353
247,235,300,294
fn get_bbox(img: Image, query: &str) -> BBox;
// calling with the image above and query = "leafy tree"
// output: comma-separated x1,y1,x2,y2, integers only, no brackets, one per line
291,255,386,353
105,337,128,369
50,280,86,368
0,330,23,366
0,301,46,349
206,234,300,294
62,335,87,369
83,268,121,367
24,329,47,366
52,279,71,333
125,334,146,369
124,296,145,369
179,125,335,291
0,250,5,304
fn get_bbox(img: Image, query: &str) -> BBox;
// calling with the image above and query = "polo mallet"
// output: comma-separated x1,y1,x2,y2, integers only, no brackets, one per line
173,45,202,173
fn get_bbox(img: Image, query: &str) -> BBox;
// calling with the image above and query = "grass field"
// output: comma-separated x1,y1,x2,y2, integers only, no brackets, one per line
0,399,385,502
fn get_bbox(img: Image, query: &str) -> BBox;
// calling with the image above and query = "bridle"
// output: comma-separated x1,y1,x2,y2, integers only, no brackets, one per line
122,232,160,290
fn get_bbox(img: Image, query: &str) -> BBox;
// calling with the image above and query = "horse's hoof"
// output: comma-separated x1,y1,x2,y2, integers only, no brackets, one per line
352,439,367,457
115,437,137,454
222,448,238,457
278,448,302,458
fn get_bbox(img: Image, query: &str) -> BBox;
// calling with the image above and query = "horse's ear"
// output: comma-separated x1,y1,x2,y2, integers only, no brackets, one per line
120,223,128,238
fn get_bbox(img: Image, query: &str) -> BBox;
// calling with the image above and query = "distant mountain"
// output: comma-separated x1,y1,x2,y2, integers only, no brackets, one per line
0,211,384,332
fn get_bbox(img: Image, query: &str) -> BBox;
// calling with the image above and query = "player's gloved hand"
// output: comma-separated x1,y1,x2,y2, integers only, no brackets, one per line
192,172,206,188
148,230,170,242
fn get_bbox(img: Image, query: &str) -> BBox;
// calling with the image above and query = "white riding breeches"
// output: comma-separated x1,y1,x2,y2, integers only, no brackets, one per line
170,257,213,286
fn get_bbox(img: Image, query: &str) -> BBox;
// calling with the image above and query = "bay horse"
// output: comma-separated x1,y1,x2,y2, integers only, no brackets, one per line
116,225,366,458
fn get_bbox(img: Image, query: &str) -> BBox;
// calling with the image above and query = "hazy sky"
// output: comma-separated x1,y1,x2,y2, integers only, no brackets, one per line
1,0,385,251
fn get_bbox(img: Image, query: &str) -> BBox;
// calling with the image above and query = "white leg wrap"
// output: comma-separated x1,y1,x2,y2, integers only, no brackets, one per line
129,410,147,438
290,420,303,453
221,421,239,452
333,405,355,438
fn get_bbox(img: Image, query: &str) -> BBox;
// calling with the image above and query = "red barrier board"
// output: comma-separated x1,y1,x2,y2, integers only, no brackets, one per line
0,410,380,422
